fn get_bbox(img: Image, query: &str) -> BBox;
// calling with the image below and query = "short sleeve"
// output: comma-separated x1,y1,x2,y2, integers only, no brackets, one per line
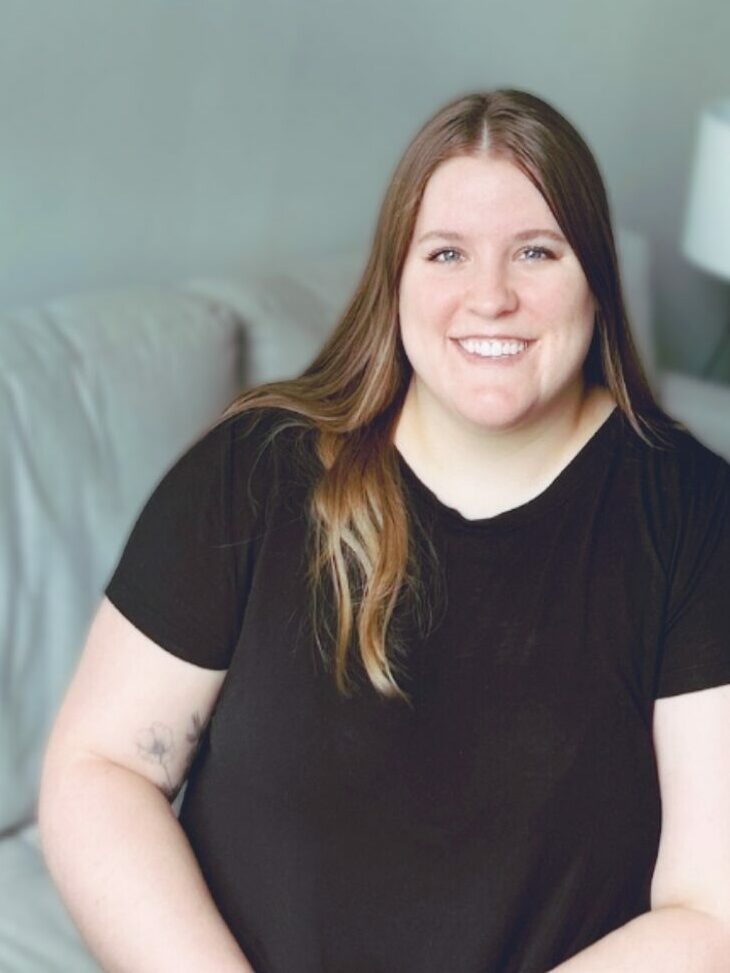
655,453,730,698
105,412,267,670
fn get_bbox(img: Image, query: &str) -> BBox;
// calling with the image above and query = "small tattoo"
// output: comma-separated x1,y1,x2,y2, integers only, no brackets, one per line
135,712,207,801
179,711,205,782
136,722,176,795
186,711,203,745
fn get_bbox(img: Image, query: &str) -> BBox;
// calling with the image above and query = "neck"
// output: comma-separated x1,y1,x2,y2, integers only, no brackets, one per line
393,382,615,519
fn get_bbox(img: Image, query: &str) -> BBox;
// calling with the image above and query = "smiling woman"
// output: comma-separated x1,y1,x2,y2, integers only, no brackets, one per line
39,89,730,973
395,152,600,510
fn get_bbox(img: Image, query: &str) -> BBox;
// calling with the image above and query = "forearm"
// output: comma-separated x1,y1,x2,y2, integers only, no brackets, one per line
548,906,730,973
38,755,255,973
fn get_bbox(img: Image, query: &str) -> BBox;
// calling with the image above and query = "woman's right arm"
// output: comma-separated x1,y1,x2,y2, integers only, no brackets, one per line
38,596,256,973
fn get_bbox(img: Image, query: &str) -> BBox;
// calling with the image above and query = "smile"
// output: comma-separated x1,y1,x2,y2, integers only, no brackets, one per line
452,337,534,363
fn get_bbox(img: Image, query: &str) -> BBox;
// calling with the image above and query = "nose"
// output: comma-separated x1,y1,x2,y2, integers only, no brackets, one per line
465,263,518,318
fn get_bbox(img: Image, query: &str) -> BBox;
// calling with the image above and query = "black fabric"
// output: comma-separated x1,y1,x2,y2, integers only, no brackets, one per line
105,404,730,973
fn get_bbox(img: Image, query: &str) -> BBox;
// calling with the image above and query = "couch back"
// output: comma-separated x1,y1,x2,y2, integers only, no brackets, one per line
0,287,249,832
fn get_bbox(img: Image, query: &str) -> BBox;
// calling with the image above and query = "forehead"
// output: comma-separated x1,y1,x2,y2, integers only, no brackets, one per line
415,154,559,234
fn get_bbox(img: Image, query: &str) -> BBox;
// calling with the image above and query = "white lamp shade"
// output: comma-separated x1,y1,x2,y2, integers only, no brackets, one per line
682,97,730,281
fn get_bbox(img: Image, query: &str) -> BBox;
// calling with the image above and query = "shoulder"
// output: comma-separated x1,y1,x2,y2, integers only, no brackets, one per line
619,411,730,505
203,405,314,470
616,413,730,581
205,405,320,517
147,406,312,530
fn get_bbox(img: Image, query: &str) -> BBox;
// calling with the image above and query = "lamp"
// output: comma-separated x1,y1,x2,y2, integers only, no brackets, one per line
682,97,730,378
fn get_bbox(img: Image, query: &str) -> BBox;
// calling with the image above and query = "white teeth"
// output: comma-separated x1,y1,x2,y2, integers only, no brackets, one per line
457,338,527,357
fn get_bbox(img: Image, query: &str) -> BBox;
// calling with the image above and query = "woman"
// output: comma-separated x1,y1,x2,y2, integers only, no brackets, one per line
39,90,730,973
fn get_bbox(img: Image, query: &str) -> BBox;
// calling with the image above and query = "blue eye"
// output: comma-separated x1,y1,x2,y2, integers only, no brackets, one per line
521,246,553,261
428,248,461,264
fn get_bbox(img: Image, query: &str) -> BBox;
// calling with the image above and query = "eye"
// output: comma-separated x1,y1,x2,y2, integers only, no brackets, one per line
427,247,462,264
520,246,554,261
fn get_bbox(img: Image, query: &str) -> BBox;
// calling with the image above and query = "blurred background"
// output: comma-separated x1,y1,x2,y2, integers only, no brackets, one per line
1,0,729,381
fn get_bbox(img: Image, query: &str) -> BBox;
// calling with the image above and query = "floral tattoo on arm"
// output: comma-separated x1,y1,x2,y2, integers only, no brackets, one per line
135,711,205,800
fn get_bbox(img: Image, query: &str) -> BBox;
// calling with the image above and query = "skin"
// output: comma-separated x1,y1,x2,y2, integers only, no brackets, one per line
394,152,616,518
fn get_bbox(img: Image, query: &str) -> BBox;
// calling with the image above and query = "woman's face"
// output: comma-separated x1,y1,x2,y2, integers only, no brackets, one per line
397,153,596,436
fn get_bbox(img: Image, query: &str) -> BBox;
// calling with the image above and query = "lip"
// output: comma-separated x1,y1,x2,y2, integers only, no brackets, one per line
451,335,532,342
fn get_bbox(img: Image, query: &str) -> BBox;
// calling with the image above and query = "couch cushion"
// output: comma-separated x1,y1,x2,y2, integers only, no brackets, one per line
0,287,243,834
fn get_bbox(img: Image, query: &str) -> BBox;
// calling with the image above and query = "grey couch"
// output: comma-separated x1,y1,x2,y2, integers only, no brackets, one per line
1,239,728,972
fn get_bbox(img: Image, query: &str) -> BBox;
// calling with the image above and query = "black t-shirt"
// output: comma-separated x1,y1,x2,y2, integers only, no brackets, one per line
105,404,730,973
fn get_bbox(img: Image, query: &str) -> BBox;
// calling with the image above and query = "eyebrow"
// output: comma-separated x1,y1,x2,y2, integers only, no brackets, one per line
417,228,567,244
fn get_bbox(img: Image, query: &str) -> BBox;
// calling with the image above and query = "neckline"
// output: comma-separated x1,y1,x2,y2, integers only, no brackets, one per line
394,406,624,534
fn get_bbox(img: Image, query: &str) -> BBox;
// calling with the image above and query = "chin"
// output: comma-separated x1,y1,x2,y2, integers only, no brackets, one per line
457,404,533,432
449,387,530,419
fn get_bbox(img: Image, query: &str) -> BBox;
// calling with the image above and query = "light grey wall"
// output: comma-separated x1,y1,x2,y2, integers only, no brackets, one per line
2,0,729,380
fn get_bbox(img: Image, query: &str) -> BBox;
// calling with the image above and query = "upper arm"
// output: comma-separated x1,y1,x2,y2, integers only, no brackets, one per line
41,596,228,802
650,682,730,924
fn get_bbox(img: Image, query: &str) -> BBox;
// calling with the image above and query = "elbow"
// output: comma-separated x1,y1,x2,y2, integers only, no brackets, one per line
36,740,71,859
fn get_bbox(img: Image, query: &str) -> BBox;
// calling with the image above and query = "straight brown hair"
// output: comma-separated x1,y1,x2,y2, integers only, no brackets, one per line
215,89,681,703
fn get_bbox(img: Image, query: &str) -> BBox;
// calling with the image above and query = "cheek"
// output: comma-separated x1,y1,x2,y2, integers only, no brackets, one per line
399,271,460,329
570,292,597,348
537,279,595,336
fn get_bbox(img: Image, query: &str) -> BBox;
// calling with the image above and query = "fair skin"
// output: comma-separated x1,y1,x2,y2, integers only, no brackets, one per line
39,598,255,972
394,151,616,519
395,151,730,969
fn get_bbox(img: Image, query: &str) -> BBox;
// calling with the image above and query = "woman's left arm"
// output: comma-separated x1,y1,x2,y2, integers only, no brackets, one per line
549,683,730,972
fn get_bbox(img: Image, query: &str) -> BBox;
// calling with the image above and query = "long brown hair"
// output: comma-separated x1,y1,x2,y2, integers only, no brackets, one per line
215,88,678,703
